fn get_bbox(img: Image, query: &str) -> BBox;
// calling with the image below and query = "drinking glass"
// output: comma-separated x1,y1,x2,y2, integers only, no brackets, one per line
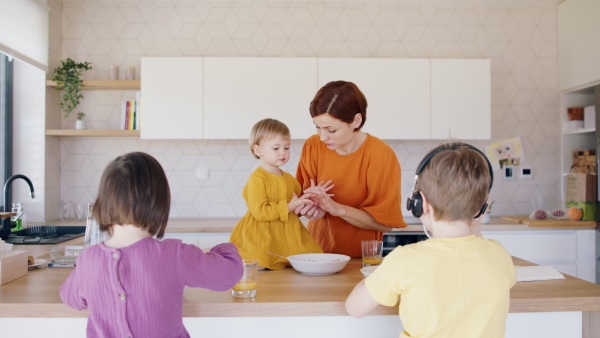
74,203,85,221
361,240,383,267
232,259,258,298
83,203,109,247
60,201,71,221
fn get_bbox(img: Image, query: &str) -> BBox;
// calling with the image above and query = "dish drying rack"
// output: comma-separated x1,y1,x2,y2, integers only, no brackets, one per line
24,224,58,237
19,224,59,243
3,225,86,245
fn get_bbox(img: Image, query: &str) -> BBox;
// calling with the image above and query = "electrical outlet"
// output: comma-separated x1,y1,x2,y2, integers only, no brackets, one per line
503,166,515,180
195,167,209,180
521,167,532,179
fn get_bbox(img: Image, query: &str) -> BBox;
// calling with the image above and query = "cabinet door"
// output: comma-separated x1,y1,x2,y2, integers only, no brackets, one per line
203,57,318,140
431,59,491,140
318,58,430,140
140,57,204,139
558,0,600,91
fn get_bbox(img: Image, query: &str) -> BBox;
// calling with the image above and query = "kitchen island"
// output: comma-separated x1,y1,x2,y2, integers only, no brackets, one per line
0,246,599,338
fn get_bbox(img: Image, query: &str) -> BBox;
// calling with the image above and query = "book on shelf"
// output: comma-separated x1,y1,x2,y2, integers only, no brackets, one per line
121,93,141,130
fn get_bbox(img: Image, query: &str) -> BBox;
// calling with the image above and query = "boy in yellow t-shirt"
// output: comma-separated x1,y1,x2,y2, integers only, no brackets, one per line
345,142,516,338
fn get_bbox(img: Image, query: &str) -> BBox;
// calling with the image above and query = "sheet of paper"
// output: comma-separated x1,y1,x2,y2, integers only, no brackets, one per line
515,265,566,282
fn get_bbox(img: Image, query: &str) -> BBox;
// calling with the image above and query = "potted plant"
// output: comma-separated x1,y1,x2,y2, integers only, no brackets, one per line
52,58,92,128
75,112,87,130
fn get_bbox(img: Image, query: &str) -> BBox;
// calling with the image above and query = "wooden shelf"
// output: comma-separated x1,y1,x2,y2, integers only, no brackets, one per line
563,127,595,135
46,80,140,90
45,129,140,137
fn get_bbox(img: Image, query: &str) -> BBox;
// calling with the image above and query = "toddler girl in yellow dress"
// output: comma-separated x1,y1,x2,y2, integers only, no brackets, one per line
229,118,327,269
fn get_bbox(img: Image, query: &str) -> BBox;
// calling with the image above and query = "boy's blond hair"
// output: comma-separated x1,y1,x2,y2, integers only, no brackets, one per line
417,143,491,222
249,118,290,159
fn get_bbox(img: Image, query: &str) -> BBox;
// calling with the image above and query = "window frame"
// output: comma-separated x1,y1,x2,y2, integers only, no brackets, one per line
1,54,13,212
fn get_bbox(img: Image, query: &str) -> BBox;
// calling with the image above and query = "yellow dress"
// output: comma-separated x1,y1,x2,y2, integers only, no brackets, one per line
229,167,323,269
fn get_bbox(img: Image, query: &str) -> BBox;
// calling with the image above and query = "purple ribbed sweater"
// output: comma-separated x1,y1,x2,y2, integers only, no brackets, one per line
60,237,243,338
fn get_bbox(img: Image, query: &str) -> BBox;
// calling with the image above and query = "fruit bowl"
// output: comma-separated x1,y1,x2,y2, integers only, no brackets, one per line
287,253,350,276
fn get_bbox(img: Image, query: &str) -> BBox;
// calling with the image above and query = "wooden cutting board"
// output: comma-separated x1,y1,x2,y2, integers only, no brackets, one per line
501,215,597,227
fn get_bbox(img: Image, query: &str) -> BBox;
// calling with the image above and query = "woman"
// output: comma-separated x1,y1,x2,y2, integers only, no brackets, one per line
296,81,407,257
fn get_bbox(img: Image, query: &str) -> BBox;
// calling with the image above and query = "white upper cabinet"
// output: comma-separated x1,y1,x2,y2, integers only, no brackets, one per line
558,0,600,91
141,57,204,139
318,58,431,140
139,57,491,140
431,59,491,140
203,57,318,139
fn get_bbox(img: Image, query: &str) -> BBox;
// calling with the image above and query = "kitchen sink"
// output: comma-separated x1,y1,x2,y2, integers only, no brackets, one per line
3,226,86,245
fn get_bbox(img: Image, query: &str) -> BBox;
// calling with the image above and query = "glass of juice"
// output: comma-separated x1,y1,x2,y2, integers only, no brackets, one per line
361,240,383,268
232,259,258,298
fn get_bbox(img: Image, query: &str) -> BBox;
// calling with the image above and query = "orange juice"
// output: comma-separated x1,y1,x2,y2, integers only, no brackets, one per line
362,257,382,265
232,281,257,291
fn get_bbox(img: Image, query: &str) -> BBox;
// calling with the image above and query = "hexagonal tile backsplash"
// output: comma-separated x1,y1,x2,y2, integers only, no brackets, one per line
54,1,561,219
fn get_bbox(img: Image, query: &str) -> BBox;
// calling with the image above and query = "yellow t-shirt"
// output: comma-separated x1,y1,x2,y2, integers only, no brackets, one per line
366,235,516,338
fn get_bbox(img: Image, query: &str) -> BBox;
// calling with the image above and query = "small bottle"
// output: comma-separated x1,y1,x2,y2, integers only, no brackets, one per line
11,202,23,231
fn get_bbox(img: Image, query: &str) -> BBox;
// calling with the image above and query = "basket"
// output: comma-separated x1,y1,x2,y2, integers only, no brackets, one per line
572,149,597,174
568,107,584,120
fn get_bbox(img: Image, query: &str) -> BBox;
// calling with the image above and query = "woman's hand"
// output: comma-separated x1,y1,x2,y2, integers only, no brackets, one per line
304,188,343,217
310,179,335,197
294,203,326,221
293,179,335,221
303,179,343,216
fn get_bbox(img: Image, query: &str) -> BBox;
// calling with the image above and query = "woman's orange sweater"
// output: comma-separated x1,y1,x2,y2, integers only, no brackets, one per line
296,134,407,257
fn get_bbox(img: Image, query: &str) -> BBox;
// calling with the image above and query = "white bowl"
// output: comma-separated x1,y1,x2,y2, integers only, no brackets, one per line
287,253,350,276
360,266,378,277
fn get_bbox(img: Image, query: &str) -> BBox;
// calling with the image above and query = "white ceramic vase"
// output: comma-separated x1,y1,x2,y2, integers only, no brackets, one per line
75,119,87,130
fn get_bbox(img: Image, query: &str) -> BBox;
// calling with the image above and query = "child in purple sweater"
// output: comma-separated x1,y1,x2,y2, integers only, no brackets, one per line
60,152,243,338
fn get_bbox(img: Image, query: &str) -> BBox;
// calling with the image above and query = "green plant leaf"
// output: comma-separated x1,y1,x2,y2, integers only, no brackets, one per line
52,58,92,119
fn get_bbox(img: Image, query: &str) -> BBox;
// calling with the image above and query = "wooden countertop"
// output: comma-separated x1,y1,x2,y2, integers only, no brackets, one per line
1,255,600,318
49,217,598,234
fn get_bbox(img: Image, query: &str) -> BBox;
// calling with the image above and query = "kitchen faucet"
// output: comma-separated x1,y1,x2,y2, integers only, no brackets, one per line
2,174,35,230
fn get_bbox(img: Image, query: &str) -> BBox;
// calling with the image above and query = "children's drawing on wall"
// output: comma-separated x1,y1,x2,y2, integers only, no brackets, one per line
486,137,525,171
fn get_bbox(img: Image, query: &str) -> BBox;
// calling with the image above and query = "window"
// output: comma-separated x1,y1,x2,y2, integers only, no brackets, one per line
0,53,13,211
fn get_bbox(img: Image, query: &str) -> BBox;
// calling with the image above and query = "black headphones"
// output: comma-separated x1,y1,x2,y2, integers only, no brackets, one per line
406,143,494,219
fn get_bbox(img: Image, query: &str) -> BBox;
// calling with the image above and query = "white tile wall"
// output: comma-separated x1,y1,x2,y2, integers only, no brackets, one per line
46,1,561,219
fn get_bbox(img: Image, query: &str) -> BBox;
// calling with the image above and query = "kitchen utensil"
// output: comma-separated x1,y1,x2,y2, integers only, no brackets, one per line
286,253,350,276
267,251,288,259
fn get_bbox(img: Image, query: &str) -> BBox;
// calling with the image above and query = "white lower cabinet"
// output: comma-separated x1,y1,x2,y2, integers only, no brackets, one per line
1,312,582,338
482,229,596,283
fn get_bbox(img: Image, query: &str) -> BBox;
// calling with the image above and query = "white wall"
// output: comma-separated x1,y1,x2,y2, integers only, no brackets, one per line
37,1,562,220
12,59,46,222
